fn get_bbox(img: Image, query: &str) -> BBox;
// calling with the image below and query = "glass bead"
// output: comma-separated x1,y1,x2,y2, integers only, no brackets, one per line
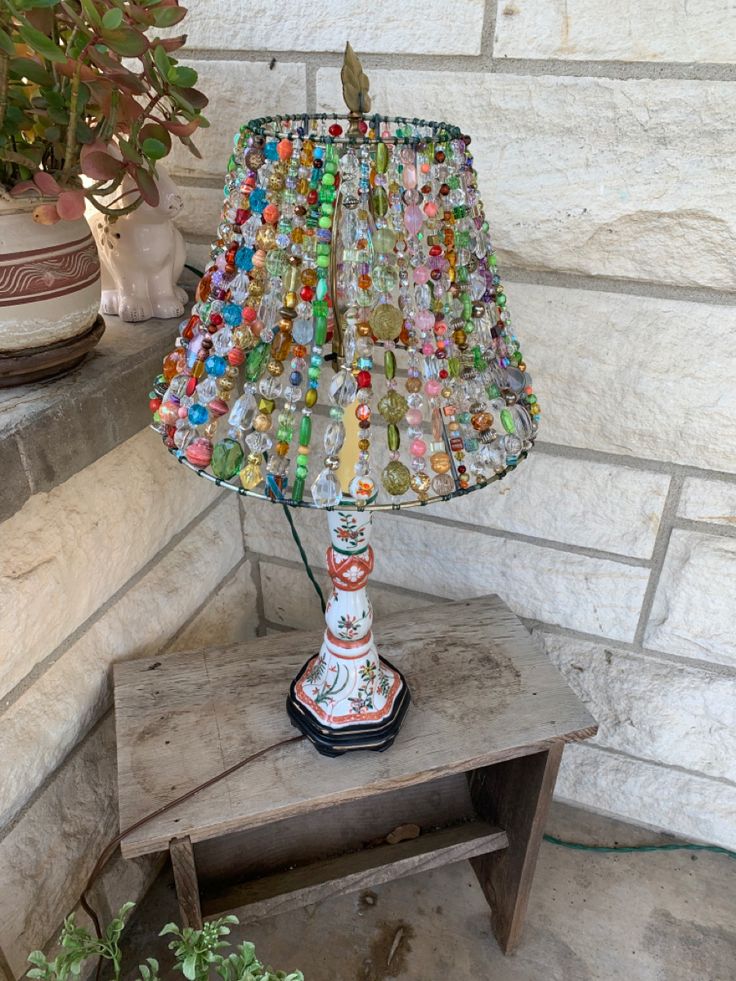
377,389,408,424
323,420,345,455
211,438,245,480
188,403,208,425
328,368,358,407
311,467,342,508
381,460,411,496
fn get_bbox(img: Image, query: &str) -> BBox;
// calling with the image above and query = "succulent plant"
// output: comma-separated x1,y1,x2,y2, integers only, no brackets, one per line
0,0,208,222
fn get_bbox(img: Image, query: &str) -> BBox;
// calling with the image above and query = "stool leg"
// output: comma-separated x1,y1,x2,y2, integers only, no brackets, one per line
170,835,203,929
468,743,563,954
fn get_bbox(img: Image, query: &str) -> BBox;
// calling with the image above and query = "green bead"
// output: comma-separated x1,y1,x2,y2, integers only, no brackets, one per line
371,186,388,217
246,343,268,382
316,279,328,300
296,454,309,468
211,438,245,480
473,347,485,371
497,293,507,308
448,357,461,378
308,365,320,380
384,349,396,381
319,216,332,228
321,203,333,215
322,172,335,186
316,242,331,255
324,160,338,174
313,300,328,316
375,141,389,174
487,383,501,399
314,319,327,345
291,476,305,502
317,255,329,268
381,460,411,496
299,416,312,445
501,408,515,434
387,423,400,451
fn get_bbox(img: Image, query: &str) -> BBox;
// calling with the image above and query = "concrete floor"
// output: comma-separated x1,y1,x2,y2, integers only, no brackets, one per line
120,802,735,981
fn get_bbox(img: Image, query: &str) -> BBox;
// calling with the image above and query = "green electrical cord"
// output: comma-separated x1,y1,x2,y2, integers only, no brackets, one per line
179,261,736,863
543,834,736,858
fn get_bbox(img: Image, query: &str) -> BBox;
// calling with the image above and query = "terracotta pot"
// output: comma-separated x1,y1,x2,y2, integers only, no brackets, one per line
0,198,102,377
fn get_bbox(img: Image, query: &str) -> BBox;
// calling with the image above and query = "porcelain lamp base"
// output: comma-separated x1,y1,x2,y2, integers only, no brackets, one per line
285,502,411,756
287,651,410,757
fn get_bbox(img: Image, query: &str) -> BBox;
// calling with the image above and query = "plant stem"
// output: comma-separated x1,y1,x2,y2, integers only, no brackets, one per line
0,50,8,135
63,66,81,176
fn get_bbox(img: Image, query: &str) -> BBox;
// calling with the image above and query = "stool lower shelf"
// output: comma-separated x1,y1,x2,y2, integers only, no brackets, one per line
201,819,508,921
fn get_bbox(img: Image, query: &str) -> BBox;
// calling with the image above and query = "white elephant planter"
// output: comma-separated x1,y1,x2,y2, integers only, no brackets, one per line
87,167,187,323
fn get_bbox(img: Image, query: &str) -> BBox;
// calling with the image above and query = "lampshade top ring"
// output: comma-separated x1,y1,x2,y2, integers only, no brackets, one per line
245,112,465,147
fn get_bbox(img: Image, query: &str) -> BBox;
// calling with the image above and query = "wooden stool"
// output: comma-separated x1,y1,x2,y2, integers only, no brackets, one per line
114,595,596,954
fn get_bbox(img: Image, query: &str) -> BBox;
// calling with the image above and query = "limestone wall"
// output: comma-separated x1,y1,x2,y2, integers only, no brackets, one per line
0,364,259,977
170,1,736,850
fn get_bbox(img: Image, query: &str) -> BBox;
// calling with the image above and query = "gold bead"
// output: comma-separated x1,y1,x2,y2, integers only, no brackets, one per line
305,389,318,408
284,292,298,308
268,358,284,376
225,365,239,378
357,321,372,337
217,378,234,393
430,452,451,474
405,377,422,393
253,412,272,432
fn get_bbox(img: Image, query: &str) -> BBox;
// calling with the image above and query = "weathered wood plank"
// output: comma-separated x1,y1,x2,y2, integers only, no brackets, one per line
115,595,596,857
469,743,563,953
202,821,508,921
170,835,203,929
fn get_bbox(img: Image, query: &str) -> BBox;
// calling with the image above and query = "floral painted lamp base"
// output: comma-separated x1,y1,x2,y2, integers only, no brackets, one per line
286,503,411,756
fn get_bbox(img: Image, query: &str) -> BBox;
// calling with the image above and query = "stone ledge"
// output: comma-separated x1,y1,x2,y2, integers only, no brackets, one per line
0,285,194,524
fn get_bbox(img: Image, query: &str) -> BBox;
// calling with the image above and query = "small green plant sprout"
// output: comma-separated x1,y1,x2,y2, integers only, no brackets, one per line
26,905,304,981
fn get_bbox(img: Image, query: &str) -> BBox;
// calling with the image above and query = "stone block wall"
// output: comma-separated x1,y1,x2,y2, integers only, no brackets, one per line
0,368,259,978
169,0,736,849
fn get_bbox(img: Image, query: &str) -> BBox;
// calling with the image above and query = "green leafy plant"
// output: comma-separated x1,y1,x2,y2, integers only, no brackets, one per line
0,0,208,223
26,906,304,981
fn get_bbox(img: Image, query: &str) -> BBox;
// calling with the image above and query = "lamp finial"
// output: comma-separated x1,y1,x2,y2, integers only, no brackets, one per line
341,41,371,127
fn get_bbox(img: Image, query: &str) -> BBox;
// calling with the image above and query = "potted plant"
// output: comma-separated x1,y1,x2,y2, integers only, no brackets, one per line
0,0,207,384
26,905,304,981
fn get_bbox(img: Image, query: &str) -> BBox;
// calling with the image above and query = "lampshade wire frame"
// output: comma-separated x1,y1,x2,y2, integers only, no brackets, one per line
165,442,527,512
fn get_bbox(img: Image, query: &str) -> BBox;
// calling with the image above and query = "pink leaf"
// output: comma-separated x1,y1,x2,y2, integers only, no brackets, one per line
10,180,39,197
32,203,61,225
81,150,125,182
33,171,61,195
56,190,87,221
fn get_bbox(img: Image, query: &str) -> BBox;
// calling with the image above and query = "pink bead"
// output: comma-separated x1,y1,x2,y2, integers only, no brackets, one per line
178,405,188,419
410,438,427,457
423,201,438,218
425,378,442,396
404,205,424,237
415,309,434,332
413,265,430,284
381,129,391,139
402,165,417,190
421,342,434,356
406,408,423,427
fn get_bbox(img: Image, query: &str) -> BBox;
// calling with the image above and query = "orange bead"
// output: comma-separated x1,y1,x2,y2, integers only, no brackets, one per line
263,204,279,224
358,273,372,290
162,351,179,382
276,138,293,160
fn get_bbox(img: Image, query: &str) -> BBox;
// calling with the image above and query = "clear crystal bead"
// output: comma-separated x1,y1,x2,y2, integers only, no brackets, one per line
328,368,358,407
228,391,255,430
323,421,346,455
311,467,342,508
245,432,272,453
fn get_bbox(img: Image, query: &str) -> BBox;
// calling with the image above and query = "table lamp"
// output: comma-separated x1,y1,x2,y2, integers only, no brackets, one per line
149,45,539,757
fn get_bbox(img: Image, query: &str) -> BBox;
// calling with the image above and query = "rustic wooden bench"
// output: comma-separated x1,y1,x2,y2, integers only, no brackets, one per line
114,595,596,954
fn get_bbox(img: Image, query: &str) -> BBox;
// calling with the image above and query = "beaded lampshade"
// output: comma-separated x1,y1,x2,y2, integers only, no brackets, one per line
149,46,539,755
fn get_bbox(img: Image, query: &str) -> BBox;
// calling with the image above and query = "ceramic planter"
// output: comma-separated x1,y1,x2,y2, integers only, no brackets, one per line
0,199,102,385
